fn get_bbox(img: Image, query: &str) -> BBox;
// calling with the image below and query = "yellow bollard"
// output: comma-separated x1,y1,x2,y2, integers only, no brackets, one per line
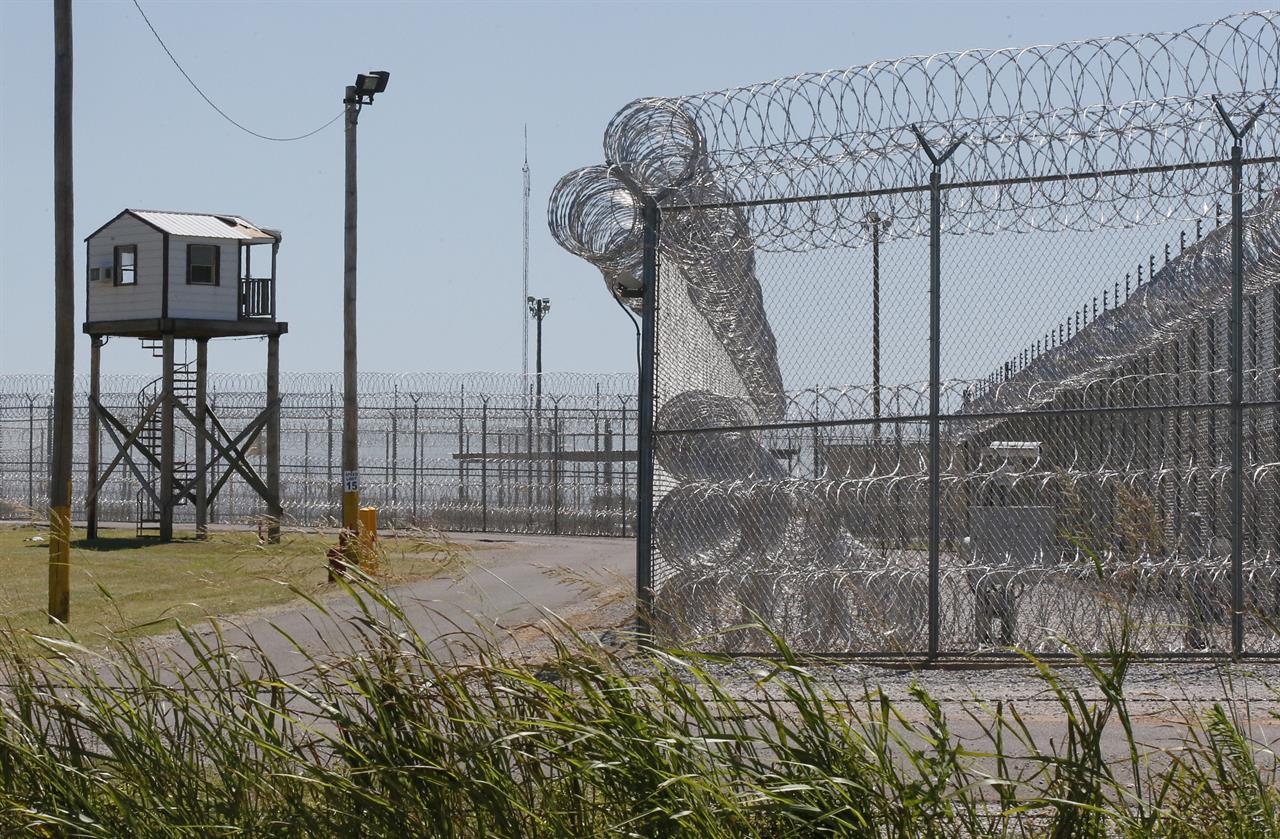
330,506,380,581
357,507,380,573
357,506,378,541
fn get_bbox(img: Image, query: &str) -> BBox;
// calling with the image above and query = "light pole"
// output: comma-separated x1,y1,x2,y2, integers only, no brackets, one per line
863,212,891,441
527,296,550,506
527,296,551,412
341,70,389,566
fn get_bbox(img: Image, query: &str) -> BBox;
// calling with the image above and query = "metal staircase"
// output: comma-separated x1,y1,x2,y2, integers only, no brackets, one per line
136,340,197,536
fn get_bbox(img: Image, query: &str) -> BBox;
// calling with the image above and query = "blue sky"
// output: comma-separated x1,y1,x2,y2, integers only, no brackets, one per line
0,0,1249,379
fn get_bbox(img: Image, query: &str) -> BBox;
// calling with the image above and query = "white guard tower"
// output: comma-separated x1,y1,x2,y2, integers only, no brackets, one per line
82,209,287,542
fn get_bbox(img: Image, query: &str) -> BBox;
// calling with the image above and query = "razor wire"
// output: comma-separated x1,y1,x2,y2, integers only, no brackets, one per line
647,368,1280,653
967,189,1280,415
0,370,637,399
549,11,1280,656
641,367,1280,654
0,373,639,537
648,467,1280,655
553,11,1280,258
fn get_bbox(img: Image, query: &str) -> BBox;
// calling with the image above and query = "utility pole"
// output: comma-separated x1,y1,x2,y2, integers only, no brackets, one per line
340,70,389,567
49,0,74,622
527,296,550,412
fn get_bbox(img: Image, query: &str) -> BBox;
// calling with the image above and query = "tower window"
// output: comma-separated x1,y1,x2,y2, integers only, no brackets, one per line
187,244,220,285
113,245,137,286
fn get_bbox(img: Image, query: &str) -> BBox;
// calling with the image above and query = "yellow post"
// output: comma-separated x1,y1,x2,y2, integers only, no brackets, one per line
330,488,362,582
48,490,71,622
357,506,379,572
357,506,378,541
342,490,360,544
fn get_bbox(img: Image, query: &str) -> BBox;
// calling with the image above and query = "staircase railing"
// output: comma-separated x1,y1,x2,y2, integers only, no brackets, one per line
134,351,199,536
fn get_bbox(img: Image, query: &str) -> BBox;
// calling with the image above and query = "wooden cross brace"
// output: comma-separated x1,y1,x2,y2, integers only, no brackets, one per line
175,398,278,508
88,395,163,508
87,397,278,513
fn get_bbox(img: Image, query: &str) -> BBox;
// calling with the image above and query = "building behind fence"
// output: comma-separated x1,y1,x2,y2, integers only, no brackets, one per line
550,12,1280,657
0,372,638,537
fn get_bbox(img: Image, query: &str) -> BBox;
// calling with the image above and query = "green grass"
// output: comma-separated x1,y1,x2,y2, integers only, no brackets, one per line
1,578,1277,838
0,525,460,645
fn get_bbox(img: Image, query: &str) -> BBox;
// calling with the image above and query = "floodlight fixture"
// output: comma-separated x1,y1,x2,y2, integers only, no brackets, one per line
348,70,391,105
862,211,891,233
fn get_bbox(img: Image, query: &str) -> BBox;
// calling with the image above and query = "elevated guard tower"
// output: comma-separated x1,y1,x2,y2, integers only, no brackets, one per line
82,209,287,542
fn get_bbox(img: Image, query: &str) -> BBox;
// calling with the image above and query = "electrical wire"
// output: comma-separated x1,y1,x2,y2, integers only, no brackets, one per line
613,292,642,379
131,0,343,142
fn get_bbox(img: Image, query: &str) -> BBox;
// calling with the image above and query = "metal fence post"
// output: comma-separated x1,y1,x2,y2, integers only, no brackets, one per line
552,400,561,535
390,388,398,521
481,397,489,531
619,397,629,537
812,388,821,477
46,393,54,496
594,387,602,501
913,124,963,660
303,428,311,522
327,385,335,519
411,395,420,524
208,394,217,525
1214,98,1260,657
526,404,534,530
27,396,36,510
1273,285,1280,572
458,386,466,504
636,201,660,637
497,423,505,508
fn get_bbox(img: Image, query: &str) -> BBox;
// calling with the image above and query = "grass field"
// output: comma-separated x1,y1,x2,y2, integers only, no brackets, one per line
2,583,1277,837
0,524,459,645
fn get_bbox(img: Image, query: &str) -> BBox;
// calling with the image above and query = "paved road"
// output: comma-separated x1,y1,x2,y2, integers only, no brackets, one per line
103,530,1280,765
144,531,635,672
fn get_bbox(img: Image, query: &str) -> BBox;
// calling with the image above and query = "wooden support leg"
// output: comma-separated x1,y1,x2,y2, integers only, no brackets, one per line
195,339,209,539
266,333,282,543
86,337,102,540
160,335,175,542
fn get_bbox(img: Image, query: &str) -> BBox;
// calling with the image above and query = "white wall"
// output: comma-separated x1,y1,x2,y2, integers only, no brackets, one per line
166,237,242,321
86,215,164,322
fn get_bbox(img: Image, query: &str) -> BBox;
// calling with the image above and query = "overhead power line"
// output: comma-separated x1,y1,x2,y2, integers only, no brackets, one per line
131,0,342,142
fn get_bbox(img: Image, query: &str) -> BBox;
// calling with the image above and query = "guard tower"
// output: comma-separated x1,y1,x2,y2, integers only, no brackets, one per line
82,209,287,542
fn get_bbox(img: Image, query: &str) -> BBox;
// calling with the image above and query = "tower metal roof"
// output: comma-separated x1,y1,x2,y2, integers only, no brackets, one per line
85,209,279,242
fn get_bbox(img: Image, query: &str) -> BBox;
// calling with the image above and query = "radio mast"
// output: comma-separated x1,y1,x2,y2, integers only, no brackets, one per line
522,125,531,389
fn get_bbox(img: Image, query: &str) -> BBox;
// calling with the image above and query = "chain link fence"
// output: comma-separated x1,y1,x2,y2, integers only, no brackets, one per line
0,372,637,537
550,12,1280,657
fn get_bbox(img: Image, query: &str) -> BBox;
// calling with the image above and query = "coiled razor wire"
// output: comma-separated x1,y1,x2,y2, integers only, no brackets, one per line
0,370,637,398
0,373,639,537
549,12,1280,654
646,454,1280,654
552,12,1280,258
967,189,1280,417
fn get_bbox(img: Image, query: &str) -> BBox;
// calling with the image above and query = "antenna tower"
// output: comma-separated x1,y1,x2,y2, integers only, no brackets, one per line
522,125,531,388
